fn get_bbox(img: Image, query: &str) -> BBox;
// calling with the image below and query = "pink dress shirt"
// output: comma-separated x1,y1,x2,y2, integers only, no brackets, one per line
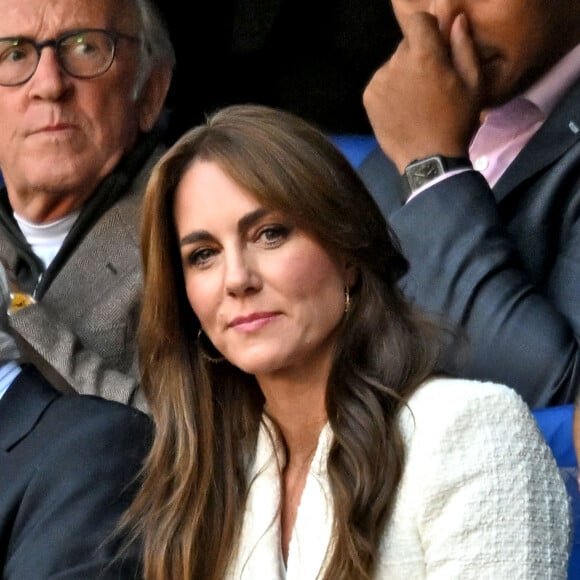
470,43,580,187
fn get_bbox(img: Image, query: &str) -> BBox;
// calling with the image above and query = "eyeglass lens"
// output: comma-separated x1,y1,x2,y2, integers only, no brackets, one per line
0,30,116,86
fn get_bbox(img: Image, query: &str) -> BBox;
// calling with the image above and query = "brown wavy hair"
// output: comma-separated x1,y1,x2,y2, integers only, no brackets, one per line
123,104,443,579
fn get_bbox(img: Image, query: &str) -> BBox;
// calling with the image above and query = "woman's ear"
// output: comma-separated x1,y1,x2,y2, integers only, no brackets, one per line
344,262,359,289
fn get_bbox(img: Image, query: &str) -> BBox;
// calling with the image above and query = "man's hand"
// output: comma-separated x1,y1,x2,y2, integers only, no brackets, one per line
363,12,482,173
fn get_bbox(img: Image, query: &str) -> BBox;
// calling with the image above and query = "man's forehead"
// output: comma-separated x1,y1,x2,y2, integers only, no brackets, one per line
0,0,137,37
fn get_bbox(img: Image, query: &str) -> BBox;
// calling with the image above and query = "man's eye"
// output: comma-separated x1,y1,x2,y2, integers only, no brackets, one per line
0,44,30,65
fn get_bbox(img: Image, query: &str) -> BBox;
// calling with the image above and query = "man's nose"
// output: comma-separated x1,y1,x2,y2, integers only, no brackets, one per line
27,47,69,99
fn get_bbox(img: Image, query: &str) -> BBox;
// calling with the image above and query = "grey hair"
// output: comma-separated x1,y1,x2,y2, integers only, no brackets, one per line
132,0,176,101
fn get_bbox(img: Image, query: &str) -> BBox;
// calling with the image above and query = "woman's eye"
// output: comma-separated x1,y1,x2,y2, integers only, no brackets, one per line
258,224,291,246
187,247,216,267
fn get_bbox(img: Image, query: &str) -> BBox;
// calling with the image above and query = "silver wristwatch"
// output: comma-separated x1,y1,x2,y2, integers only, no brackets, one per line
402,155,472,199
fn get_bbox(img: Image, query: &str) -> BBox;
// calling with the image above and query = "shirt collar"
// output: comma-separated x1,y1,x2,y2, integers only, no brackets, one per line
0,361,22,401
523,43,580,117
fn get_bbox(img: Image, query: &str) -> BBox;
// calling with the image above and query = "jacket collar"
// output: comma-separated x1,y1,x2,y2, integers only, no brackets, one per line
494,77,580,201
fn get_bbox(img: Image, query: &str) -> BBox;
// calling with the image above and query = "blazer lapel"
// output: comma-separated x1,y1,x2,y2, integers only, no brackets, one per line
0,366,59,452
493,78,580,202
286,425,334,580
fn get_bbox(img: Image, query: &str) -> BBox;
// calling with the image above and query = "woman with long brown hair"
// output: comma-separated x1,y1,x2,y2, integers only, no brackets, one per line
124,104,569,579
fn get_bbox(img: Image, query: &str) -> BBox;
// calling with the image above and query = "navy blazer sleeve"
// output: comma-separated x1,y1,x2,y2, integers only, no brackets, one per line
0,368,152,579
358,82,580,408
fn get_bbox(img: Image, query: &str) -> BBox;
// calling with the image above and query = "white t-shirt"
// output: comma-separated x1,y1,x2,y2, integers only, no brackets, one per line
14,210,80,269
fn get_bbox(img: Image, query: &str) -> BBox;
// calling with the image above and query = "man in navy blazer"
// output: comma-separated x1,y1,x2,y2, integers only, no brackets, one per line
359,0,580,410
0,265,152,578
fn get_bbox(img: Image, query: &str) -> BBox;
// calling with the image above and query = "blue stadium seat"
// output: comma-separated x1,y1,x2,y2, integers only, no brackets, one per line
533,405,579,579
329,134,377,168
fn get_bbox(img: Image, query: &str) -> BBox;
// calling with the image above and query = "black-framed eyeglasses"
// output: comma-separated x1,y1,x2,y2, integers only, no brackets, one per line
0,28,140,87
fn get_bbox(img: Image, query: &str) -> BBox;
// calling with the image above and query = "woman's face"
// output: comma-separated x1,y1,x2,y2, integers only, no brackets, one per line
173,159,352,381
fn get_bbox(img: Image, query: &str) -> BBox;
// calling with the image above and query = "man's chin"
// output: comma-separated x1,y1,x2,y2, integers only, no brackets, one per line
480,79,528,110
480,55,562,110
18,162,90,193
478,63,518,109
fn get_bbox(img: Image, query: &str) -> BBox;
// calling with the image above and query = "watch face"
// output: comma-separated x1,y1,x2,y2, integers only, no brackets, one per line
406,157,445,191
414,160,439,178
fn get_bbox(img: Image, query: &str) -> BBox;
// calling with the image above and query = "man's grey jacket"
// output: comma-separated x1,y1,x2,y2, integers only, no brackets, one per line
0,134,164,410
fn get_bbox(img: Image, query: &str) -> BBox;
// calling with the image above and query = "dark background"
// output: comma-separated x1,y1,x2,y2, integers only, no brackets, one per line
158,0,401,144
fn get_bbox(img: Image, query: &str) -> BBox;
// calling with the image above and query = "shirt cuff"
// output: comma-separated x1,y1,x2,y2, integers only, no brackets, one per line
406,168,473,202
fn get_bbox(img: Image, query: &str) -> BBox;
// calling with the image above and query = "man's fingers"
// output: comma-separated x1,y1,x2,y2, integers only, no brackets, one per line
450,13,481,95
399,12,449,60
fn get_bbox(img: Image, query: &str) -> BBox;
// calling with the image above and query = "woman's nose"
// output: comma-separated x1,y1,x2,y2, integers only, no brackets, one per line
223,250,261,297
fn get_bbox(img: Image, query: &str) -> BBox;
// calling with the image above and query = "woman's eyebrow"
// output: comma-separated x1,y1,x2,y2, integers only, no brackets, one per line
237,207,270,232
179,207,273,247
180,230,212,247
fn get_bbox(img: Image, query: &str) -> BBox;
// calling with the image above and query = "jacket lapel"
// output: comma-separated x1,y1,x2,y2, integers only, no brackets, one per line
0,366,59,452
493,78,580,202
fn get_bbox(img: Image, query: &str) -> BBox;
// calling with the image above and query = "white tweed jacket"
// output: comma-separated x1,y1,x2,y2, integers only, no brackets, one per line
226,377,570,579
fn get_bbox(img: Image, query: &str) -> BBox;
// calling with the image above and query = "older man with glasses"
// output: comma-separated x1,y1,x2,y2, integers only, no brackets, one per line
0,0,175,410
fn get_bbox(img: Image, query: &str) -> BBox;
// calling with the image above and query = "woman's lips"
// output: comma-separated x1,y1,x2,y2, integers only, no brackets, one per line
229,312,280,332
